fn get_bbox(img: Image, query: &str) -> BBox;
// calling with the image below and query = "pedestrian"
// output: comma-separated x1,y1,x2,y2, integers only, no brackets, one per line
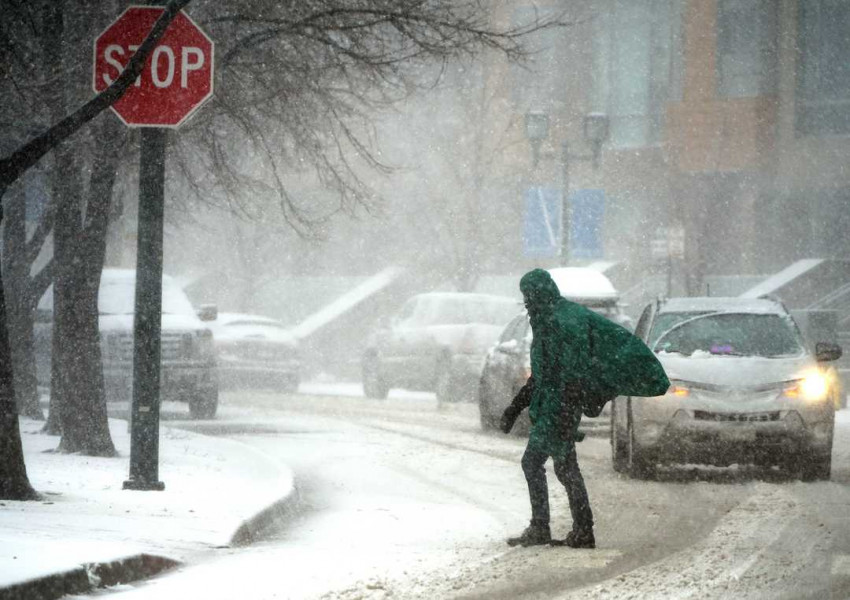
501,268,669,548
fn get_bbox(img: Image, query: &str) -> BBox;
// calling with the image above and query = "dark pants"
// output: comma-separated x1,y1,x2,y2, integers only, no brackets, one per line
521,444,594,532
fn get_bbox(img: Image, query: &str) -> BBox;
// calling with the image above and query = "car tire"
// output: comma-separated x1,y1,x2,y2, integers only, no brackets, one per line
800,452,832,481
610,399,628,474
362,353,389,399
627,402,656,479
189,387,218,420
435,355,458,405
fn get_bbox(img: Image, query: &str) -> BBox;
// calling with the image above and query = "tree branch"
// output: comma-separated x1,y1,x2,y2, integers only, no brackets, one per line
0,0,193,191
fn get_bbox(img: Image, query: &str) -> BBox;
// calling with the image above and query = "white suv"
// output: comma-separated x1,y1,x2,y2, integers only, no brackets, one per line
36,269,219,419
612,297,842,480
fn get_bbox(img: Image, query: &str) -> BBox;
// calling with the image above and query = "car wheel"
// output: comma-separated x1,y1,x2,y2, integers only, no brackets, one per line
435,355,457,404
362,353,389,399
798,425,834,481
611,399,628,473
189,387,218,420
627,403,655,479
800,452,832,481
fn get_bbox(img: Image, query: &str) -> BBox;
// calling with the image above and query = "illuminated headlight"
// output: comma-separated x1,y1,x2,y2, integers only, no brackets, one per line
666,381,690,398
784,372,829,402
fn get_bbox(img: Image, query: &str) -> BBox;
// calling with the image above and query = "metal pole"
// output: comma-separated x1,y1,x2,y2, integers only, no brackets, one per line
124,127,166,491
561,141,570,266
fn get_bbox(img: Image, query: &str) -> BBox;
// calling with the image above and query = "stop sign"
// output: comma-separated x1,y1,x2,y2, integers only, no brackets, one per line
93,7,214,127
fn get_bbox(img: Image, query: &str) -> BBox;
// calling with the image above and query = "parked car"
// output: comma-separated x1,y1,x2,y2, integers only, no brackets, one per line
611,296,842,480
35,268,219,419
478,267,629,432
207,312,300,392
361,292,520,403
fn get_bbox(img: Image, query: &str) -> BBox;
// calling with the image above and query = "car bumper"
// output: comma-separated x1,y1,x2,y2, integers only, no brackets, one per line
217,359,300,390
104,361,216,400
634,405,834,464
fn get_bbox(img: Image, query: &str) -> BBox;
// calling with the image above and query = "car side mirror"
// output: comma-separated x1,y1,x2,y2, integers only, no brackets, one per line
198,303,218,322
815,341,842,362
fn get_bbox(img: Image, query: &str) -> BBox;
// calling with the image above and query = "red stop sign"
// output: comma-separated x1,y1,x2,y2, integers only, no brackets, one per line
93,7,214,127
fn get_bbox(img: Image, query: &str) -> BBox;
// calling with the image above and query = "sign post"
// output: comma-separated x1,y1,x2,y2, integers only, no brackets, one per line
93,5,213,491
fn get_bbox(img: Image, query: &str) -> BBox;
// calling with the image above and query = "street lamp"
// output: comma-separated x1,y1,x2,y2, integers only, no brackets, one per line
525,110,609,265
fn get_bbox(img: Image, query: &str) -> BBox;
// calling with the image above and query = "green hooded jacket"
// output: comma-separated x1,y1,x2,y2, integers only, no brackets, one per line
517,269,669,458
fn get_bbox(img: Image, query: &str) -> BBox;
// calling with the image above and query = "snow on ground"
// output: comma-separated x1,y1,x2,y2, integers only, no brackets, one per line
0,417,294,589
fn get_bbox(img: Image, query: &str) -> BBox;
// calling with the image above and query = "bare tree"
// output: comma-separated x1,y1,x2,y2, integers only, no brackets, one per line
1,0,563,498
172,1,561,232
0,0,190,499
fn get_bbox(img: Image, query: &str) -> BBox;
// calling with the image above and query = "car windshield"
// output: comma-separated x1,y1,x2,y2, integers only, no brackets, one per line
647,311,715,348
99,277,196,316
411,296,519,326
653,312,805,358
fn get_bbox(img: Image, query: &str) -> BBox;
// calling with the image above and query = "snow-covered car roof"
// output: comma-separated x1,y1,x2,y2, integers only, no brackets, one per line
408,292,521,326
547,267,619,301
38,268,197,318
658,297,788,316
214,312,287,327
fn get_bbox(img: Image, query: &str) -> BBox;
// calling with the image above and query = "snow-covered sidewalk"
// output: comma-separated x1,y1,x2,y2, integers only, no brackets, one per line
0,417,296,600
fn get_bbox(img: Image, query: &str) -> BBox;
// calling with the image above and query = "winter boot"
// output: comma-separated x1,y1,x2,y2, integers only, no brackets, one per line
551,528,595,548
507,521,551,547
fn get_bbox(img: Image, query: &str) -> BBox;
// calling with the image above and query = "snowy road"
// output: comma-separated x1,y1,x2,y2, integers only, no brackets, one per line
96,389,850,599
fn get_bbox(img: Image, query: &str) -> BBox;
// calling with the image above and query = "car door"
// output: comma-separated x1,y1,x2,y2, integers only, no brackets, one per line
380,298,418,384
614,301,658,441
485,313,530,412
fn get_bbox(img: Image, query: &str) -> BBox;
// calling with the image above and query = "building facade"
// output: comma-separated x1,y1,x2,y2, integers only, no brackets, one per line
485,0,850,295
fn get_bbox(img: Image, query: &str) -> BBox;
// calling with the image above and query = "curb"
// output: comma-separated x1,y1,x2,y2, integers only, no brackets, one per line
0,423,302,600
229,479,302,546
0,554,180,600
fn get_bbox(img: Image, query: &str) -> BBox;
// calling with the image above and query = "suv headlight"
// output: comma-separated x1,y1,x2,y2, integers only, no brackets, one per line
783,371,829,402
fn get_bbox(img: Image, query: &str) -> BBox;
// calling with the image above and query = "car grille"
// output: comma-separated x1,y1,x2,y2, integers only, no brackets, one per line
107,332,190,362
693,410,781,423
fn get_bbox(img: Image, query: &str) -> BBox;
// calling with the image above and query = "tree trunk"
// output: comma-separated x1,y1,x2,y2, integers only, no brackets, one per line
2,188,45,420
54,117,120,457
0,198,40,500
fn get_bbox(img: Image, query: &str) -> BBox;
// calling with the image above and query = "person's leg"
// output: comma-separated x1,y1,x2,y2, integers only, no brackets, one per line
522,445,551,525
552,445,595,547
507,445,552,546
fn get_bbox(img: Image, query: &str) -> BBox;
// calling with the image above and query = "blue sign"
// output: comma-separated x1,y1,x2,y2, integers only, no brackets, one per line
570,189,604,259
523,187,563,257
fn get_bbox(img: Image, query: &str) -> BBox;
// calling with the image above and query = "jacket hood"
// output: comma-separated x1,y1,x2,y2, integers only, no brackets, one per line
519,269,562,318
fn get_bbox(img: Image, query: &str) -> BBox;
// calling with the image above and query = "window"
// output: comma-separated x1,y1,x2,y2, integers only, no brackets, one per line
509,6,566,112
716,0,778,98
593,0,684,148
796,0,850,135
